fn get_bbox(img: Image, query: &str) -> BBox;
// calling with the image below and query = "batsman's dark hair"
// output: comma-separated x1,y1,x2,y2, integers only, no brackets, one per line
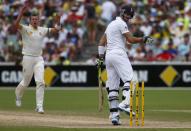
120,5,134,19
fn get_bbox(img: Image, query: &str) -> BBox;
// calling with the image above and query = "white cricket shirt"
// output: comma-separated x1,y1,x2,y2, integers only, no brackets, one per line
105,17,129,53
19,24,49,56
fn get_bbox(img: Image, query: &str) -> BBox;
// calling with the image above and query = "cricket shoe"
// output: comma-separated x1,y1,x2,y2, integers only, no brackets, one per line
111,115,121,126
118,103,135,116
35,106,44,114
15,98,22,107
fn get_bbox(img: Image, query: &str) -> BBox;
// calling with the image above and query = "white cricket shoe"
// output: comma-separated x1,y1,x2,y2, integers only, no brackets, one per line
118,103,135,116
16,99,22,107
35,106,44,114
111,115,121,126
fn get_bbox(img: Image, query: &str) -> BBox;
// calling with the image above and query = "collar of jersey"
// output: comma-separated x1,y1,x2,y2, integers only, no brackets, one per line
116,16,126,24
29,24,38,30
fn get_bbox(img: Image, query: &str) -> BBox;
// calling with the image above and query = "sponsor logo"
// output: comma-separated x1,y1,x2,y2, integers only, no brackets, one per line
45,67,88,85
100,69,107,84
100,69,148,84
133,70,148,82
160,66,180,86
61,71,87,83
1,71,22,83
182,70,191,83
44,67,58,87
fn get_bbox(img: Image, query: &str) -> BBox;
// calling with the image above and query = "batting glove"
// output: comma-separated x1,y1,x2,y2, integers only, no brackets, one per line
143,36,154,44
96,57,104,68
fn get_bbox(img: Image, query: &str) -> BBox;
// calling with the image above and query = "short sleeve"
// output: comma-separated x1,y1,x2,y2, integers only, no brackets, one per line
119,23,129,34
40,27,49,36
18,24,28,34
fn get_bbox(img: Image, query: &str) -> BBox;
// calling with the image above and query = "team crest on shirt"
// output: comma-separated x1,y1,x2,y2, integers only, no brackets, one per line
39,32,42,36
27,31,33,36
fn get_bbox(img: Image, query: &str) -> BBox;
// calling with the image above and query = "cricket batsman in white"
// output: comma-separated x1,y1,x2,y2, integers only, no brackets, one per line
14,1,61,114
97,5,153,125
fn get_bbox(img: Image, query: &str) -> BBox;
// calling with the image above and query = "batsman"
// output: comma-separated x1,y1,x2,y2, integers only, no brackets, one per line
97,5,153,125
14,0,62,113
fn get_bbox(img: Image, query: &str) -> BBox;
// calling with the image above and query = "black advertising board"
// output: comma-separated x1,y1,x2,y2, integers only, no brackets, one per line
0,64,190,87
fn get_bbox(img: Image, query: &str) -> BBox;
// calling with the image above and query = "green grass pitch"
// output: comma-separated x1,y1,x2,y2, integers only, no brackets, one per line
0,87,191,131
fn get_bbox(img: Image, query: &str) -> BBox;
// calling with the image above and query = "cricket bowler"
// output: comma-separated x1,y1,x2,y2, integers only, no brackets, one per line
14,0,61,114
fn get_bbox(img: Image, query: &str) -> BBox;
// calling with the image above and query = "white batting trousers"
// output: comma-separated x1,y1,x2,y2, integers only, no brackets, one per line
105,51,133,90
15,55,45,108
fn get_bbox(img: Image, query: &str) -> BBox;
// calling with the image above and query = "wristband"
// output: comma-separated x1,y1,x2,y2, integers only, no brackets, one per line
98,46,106,55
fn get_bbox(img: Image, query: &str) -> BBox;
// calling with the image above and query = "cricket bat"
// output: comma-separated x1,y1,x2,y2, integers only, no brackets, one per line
98,67,104,112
